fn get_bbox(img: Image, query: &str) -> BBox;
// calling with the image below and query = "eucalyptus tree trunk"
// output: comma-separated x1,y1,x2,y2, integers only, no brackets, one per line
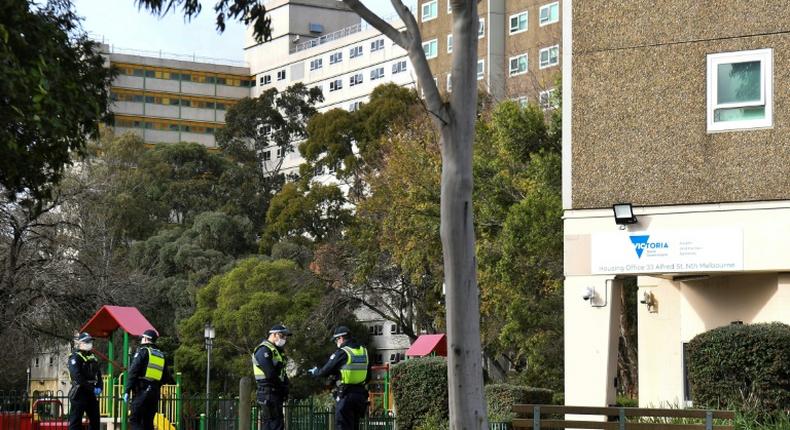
343,1,486,428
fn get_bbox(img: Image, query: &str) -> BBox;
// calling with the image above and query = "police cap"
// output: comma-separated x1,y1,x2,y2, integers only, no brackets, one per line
141,329,159,341
331,326,350,340
76,332,94,343
269,324,291,335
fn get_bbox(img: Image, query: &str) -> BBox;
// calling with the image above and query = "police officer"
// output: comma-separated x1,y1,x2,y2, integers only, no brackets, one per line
252,324,291,430
124,329,167,430
67,332,102,430
309,326,370,430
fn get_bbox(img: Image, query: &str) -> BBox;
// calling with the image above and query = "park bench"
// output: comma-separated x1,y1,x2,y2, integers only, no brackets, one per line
511,404,735,430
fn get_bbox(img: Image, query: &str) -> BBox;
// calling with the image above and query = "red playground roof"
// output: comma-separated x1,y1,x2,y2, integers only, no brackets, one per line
405,334,447,357
80,306,156,339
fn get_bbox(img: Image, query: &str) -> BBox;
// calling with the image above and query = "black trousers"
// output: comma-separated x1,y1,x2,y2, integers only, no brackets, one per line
68,391,100,430
335,389,368,430
129,385,160,430
257,394,285,430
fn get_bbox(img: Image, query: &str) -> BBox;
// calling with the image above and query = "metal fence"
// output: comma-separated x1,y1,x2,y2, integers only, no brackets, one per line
0,391,511,430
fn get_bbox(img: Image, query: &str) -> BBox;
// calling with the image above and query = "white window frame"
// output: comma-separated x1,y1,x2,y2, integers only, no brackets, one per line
423,38,438,59
478,18,485,39
539,89,557,110
516,96,529,108
370,67,385,81
276,147,286,158
446,74,452,92
509,53,528,76
276,69,286,81
539,2,560,26
350,45,363,59
349,73,363,86
349,101,362,112
329,51,342,64
329,79,343,92
447,34,453,53
309,58,322,71
706,48,773,132
421,0,438,22
477,59,485,81
539,45,560,69
392,60,407,74
509,11,528,34
370,39,384,52
261,75,271,85
447,0,452,13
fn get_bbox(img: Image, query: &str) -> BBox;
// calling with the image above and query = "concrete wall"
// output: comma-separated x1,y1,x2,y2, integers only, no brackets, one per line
569,1,790,209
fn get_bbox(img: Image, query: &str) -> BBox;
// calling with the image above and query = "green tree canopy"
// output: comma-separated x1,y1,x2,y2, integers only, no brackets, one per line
0,0,113,200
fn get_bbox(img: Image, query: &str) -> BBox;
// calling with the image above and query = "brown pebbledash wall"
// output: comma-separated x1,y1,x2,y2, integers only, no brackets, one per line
571,1,790,209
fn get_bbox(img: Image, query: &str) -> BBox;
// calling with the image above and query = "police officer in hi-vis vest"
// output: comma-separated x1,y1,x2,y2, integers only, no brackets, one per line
67,332,102,430
252,324,291,430
124,329,167,430
309,326,371,430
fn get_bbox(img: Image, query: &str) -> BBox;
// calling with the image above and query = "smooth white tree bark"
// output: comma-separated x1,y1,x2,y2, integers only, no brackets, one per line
342,1,486,429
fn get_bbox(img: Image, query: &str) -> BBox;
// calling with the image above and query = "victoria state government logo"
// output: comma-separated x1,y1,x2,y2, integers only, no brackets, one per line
629,235,669,258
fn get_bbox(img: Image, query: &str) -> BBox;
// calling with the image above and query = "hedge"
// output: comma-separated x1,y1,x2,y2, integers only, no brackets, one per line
485,384,554,421
687,322,790,413
391,357,448,430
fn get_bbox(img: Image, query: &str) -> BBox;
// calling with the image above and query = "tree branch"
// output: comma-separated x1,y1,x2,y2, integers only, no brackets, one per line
342,0,407,47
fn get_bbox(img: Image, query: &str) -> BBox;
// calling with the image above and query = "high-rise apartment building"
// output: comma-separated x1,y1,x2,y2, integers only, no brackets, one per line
244,0,415,176
417,0,561,107
106,48,253,149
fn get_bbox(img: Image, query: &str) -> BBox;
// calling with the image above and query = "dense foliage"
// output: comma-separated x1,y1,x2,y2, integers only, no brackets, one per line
391,357,449,430
687,322,790,414
485,384,553,421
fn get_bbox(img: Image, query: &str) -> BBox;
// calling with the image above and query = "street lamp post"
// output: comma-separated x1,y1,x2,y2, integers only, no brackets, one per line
204,322,215,428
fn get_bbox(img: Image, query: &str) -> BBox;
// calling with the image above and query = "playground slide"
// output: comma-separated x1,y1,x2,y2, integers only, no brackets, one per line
154,413,175,430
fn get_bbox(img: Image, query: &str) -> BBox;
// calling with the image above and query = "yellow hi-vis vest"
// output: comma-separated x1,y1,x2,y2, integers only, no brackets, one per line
340,346,368,385
252,341,285,381
142,347,165,382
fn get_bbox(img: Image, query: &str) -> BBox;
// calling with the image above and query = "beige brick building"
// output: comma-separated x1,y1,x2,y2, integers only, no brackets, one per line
417,0,562,106
562,0,790,409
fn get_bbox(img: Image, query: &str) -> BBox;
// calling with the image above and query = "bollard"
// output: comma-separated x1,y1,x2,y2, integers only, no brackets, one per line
200,413,206,430
239,377,251,430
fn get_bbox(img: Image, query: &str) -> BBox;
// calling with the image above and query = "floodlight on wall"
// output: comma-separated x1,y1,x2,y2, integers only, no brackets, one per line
613,203,638,227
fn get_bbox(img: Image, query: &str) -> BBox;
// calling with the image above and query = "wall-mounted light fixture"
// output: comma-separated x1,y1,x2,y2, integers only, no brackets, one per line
582,281,610,308
613,203,638,228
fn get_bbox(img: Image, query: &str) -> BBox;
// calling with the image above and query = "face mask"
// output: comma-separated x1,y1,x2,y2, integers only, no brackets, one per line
79,342,93,351
275,337,287,347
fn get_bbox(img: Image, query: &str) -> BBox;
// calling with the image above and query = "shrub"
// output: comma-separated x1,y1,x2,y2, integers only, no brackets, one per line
485,384,554,421
391,357,448,430
687,322,790,413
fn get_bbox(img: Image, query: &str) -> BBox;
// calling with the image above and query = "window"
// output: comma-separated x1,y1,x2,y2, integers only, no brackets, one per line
539,89,557,110
509,54,528,76
446,74,452,92
310,58,323,71
369,325,384,336
276,147,286,158
447,34,453,53
374,353,384,364
539,45,560,68
350,45,363,59
392,60,408,74
447,0,452,13
260,75,270,86
349,73,363,86
477,59,485,80
276,70,286,81
330,51,343,64
516,96,529,108
478,18,485,39
421,0,437,22
423,39,438,59
49,356,54,367
263,150,271,161
539,2,560,26
707,48,773,132
509,11,528,34
329,79,343,92
370,67,385,80
349,101,362,111
390,324,403,335
35,357,39,368
371,39,384,52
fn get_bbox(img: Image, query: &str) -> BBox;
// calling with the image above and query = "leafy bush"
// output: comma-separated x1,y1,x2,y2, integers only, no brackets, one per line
391,357,448,430
687,322,790,413
485,384,553,421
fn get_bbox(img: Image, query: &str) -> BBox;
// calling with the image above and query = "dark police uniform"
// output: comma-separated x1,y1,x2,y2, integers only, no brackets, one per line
67,348,102,430
252,339,289,430
125,340,166,430
315,339,370,430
